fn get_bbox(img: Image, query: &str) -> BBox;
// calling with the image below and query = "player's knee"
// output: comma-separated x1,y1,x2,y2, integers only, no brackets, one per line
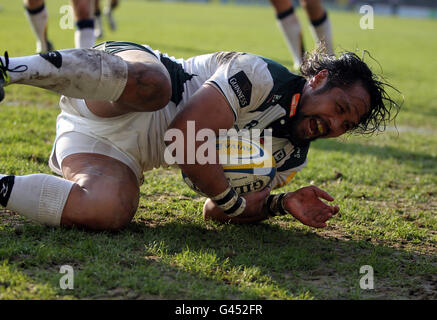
145,67,172,110
67,184,138,230
90,197,137,230
100,185,139,230
99,200,137,230
127,62,172,111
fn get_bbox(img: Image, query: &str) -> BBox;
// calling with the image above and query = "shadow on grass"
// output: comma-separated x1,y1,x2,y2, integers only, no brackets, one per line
127,220,437,299
1,215,436,300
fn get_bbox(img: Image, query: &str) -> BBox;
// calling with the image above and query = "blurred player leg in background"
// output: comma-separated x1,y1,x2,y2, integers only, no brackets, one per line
72,0,96,48
94,0,103,39
301,0,334,55
270,0,304,71
105,0,119,31
270,0,333,70
23,0,53,53
94,0,120,39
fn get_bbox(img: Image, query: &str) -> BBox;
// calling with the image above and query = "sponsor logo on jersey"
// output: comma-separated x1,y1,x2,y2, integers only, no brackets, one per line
228,71,252,108
39,51,62,69
233,179,265,194
273,149,286,163
289,93,301,117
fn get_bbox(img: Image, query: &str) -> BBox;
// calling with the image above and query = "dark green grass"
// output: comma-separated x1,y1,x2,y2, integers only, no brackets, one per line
0,0,436,299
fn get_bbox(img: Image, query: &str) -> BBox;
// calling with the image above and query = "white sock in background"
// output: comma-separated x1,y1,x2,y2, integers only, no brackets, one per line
276,7,304,69
309,12,334,55
0,174,75,226
75,19,96,48
24,3,49,53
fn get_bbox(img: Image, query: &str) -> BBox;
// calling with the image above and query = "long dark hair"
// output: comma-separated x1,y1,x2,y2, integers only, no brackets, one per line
300,46,402,134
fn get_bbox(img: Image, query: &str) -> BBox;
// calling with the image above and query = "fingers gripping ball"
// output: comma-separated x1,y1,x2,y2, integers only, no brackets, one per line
182,136,276,196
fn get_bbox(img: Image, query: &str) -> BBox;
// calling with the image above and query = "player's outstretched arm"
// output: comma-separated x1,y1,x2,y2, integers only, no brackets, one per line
204,185,339,226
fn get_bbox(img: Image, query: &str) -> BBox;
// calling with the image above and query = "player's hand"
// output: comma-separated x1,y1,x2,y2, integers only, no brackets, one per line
239,187,271,219
283,186,339,228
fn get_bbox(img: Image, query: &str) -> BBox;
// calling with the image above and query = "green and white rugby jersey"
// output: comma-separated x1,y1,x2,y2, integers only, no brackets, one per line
62,41,311,188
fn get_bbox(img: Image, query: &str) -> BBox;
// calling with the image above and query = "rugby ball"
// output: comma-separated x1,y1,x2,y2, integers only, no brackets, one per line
182,136,276,196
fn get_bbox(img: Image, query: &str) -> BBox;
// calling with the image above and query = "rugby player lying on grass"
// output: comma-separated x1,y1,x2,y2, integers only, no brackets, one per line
0,42,399,230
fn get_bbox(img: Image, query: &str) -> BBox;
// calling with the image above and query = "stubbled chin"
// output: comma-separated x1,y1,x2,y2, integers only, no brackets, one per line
300,118,312,140
289,122,312,146
287,115,318,146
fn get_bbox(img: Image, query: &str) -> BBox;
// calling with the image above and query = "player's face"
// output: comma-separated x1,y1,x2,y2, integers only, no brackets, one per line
290,70,370,145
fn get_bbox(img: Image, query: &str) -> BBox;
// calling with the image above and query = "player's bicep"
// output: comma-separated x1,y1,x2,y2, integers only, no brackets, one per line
168,83,234,135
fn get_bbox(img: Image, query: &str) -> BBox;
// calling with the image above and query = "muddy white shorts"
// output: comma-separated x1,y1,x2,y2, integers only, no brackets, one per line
48,96,151,185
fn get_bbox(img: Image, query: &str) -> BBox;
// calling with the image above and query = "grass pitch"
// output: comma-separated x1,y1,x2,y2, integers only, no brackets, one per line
0,0,436,300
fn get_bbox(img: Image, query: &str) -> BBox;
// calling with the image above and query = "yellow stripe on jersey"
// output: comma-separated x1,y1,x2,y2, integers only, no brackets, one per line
223,161,275,170
278,171,297,188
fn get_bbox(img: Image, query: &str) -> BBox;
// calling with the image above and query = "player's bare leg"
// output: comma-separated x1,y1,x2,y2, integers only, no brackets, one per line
0,47,171,112
0,46,171,229
105,0,119,31
300,0,334,55
24,0,53,53
85,49,172,117
94,0,103,39
60,153,139,230
72,0,96,48
300,0,324,21
0,153,139,230
270,0,305,70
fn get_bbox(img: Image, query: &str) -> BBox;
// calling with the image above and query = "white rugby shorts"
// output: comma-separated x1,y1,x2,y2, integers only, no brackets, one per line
49,96,150,185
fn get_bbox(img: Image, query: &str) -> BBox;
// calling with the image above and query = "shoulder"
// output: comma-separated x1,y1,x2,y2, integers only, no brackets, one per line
214,52,274,88
205,53,275,117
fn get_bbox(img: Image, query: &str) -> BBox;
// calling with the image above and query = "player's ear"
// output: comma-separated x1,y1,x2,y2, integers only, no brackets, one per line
308,69,329,89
